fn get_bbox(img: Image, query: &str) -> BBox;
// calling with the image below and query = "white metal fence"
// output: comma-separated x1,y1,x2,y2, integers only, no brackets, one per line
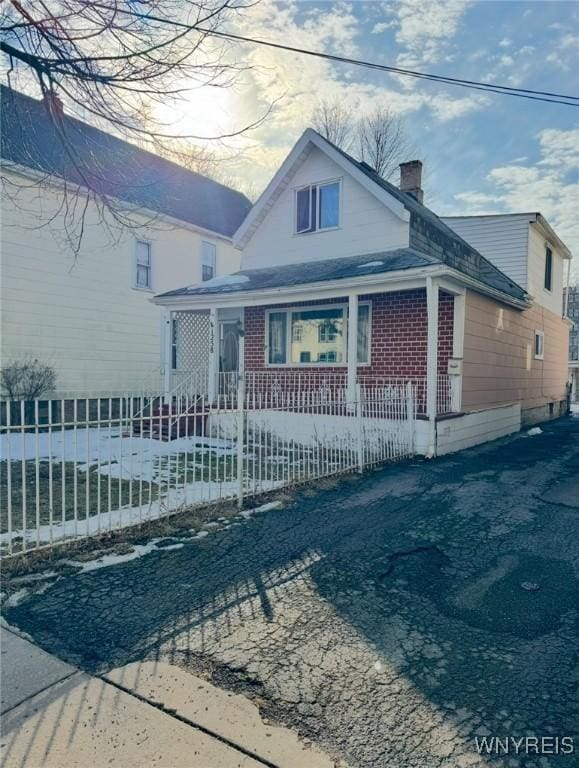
0,375,416,556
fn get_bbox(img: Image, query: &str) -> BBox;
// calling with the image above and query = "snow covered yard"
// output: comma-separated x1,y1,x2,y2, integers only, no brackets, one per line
0,428,291,551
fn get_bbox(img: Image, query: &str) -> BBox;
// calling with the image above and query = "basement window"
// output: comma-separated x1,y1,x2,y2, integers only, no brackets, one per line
534,330,544,360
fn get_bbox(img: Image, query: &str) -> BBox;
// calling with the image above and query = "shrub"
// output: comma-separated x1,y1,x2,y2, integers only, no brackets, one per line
0,357,57,400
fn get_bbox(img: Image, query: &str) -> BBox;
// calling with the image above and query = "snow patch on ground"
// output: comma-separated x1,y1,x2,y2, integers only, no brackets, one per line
1,429,236,484
3,588,30,608
62,537,185,573
240,500,283,519
527,427,543,436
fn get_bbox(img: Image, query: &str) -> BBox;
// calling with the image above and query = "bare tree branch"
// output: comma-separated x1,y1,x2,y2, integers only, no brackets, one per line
311,99,418,182
1,0,266,254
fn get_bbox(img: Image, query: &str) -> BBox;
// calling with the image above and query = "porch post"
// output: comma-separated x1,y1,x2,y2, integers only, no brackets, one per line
426,277,439,457
163,309,173,401
347,293,359,406
450,291,465,412
208,307,217,403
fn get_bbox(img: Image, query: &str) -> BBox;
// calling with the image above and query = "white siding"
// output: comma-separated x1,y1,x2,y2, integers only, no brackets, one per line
0,171,240,396
441,214,530,288
241,146,409,270
436,404,521,455
526,223,565,315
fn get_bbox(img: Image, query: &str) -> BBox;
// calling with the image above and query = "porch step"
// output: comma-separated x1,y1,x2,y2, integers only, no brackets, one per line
132,399,210,441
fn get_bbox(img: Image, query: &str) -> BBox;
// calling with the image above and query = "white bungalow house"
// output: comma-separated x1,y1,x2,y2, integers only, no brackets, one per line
153,129,572,457
0,85,251,396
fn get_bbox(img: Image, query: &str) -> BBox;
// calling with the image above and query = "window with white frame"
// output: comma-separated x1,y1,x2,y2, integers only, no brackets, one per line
135,240,152,289
534,329,544,360
201,241,216,281
266,303,370,366
295,180,340,234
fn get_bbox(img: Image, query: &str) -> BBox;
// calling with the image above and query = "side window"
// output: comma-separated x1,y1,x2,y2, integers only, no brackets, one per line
202,241,216,281
135,240,152,289
534,330,544,360
544,247,553,292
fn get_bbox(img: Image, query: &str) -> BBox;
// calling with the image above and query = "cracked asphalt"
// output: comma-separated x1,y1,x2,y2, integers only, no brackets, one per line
5,414,579,768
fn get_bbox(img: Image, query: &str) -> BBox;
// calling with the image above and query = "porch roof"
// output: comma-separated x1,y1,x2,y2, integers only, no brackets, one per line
156,249,439,299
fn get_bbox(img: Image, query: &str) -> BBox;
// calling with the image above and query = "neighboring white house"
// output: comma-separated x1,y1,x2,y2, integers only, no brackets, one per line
0,86,251,396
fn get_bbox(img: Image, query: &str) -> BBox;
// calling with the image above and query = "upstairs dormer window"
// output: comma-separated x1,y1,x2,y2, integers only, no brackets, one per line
295,180,340,234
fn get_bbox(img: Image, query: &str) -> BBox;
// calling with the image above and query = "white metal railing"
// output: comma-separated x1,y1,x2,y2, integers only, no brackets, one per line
0,377,416,556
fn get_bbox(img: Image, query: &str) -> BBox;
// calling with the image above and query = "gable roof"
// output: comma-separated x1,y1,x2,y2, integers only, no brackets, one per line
233,128,409,248
0,85,251,238
231,128,527,303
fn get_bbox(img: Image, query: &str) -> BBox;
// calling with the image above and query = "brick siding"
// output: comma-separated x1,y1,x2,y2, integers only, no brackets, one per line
244,289,454,378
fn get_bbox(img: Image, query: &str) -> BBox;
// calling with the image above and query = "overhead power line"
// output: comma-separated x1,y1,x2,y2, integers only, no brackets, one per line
122,8,579,108
201,27,579,107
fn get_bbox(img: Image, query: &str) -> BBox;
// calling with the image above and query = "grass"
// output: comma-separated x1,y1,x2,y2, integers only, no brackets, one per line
0,460,153,534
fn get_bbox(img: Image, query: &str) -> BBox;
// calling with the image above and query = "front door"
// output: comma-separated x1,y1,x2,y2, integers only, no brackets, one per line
219,322,239,394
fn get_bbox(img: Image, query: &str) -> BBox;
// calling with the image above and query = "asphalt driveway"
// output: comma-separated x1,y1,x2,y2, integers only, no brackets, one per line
5,413,579,768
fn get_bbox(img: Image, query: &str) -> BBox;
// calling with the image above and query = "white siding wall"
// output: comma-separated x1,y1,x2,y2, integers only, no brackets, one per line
0,171,240,396
526,223,565,316
435,404,521,455
241,146,409,270
441,214,529,288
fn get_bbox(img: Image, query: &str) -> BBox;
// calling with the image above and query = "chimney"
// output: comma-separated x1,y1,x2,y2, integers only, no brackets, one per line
43,91,64,120
399,160,423,204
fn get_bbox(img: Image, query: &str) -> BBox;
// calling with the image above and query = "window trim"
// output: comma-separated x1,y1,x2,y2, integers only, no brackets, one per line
294,178,342,236
543,245,553,293
264,301,371,368
201,240,217,282
133,239,153,292
534,329,545,360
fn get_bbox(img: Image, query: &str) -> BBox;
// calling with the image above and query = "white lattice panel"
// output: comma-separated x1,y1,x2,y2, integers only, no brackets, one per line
174,311,211,372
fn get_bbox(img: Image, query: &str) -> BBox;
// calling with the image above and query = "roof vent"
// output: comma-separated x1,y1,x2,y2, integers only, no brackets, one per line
399,160,423,204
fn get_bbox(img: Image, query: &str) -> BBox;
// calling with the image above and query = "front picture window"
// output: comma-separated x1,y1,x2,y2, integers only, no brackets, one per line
266,303,370,366
291,308,344,364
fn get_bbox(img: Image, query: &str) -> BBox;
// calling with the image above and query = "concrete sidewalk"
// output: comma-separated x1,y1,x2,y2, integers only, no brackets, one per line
1,626,335,768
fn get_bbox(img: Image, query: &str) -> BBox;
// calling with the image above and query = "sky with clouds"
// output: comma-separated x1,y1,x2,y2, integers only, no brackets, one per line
189,0,578,276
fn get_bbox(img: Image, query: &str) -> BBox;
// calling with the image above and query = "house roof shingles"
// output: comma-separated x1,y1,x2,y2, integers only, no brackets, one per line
0,85,251,237
158,249,440,297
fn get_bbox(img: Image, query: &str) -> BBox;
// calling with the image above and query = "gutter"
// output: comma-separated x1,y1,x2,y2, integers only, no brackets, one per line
151,263,531,311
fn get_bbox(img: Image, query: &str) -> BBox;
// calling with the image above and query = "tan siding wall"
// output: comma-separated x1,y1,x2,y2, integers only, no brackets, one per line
462,290,569,414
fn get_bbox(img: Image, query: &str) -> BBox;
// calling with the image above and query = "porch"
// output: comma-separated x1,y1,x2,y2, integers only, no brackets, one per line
160,276,467,456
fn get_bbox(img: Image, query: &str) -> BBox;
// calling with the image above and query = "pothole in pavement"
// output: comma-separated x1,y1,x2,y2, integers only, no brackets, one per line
379,548,578,640
379,545,451,597
447,554,578,639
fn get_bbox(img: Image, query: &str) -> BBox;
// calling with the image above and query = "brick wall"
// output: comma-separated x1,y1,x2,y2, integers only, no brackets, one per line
244,288,454,378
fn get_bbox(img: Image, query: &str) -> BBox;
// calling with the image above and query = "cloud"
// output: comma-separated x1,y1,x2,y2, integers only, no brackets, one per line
371,21,396,34
499,37,512,48
426,93,490,121
376,0,472,69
